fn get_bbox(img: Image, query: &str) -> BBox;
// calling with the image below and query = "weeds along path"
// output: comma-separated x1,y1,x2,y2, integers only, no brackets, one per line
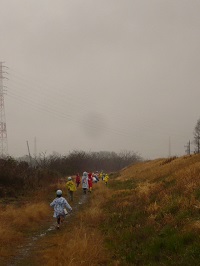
8,181,111,266
33,182,111,266
7,188,89,266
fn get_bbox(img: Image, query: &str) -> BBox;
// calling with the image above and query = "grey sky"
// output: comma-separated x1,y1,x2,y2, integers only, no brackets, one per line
0,0,200,159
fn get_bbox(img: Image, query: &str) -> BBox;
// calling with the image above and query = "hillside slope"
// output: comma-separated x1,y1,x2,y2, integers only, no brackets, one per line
3,155,200,265
103,155,200,265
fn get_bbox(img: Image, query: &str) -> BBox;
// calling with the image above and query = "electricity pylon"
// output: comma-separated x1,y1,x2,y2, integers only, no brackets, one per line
0,62,8,157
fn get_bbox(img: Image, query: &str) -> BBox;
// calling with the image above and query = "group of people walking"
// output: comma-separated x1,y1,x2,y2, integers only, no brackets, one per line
50,171,109,229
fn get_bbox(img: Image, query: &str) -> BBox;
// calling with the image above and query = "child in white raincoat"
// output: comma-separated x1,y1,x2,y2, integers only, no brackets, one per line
50,189,72,229
82,171,89,194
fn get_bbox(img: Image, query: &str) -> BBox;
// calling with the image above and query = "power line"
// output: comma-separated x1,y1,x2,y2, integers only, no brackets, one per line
7,72,189,139
6,66,193,151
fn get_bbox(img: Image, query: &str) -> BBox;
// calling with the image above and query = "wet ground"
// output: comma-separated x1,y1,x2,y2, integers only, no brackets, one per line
7,193,88,266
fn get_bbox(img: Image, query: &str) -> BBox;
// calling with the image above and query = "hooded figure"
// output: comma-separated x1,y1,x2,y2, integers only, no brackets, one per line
76,173,81,187
66,177,77,201
82,171,88,194
88,172,93,192
50,190,72,229
104,174,109,185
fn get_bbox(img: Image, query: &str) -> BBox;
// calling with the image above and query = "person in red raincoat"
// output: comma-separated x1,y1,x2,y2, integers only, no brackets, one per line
88,172,93,193
75,173,81,187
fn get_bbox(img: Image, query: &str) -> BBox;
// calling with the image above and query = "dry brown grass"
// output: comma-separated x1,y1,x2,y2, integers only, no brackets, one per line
99,155,200,264
118,155,200,210
0,201,51,259
188,220,200,232
5,202,50,227
119,154,200,184
37,182,112,266
0,180,63,261
146,201,161,214
2,155,200,265
108,155,200,232
41,223,108,266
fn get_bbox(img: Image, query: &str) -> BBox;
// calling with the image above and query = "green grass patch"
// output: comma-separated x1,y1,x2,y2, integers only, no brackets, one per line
195,188,200,200
109,178,138,190
101,156,200,265
109,172,120,179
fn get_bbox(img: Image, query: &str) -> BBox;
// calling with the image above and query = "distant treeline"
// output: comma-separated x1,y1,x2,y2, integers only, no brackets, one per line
0,150,141,198
0,157,59,198
32,150,142,175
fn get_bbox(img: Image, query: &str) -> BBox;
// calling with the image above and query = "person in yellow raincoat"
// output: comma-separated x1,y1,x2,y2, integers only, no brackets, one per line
104,174,109,186
66,176,77,201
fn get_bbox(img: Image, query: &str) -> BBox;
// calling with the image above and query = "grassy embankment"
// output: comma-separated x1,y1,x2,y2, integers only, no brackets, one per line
36,155,200,265
102,155,200,265
2,155,200,265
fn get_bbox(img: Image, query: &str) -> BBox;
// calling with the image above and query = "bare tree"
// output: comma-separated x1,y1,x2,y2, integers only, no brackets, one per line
194,118,200,153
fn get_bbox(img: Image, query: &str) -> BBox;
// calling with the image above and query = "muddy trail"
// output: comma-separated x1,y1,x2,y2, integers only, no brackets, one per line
7,193,88,266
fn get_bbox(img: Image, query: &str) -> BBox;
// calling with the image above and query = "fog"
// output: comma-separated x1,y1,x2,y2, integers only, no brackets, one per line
0,0,200,159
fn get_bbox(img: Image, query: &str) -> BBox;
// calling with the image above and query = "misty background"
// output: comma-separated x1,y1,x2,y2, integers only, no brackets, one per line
0,0,200,159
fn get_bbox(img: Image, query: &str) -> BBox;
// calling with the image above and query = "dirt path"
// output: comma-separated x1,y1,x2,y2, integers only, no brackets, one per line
7,193,88,266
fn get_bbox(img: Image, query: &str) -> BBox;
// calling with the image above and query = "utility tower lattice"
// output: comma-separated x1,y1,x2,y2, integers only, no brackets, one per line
0,62,8,157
